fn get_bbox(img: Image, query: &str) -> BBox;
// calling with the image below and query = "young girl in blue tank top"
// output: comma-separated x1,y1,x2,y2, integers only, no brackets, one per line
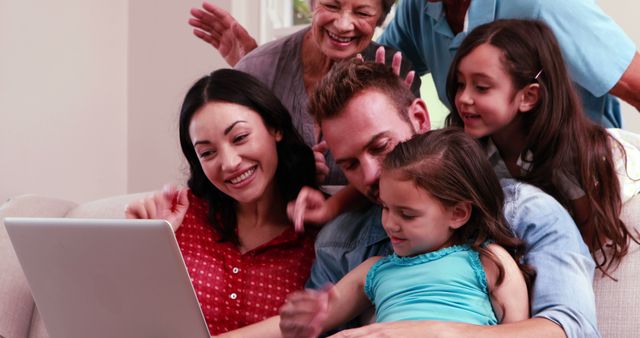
279,128,535,337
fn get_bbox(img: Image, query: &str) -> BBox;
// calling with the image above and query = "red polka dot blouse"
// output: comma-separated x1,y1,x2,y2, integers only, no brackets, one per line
175,193,317,335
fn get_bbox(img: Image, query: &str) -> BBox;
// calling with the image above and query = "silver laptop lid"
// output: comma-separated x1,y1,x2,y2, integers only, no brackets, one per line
5,217,210,338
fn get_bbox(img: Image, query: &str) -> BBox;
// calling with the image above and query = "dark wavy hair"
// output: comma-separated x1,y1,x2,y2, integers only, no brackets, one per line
445,19,635,275
179,69,317,244
383,128,535,293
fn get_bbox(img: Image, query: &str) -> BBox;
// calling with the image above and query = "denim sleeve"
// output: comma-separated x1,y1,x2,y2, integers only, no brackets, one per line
305,207,391,290
502,180,600,338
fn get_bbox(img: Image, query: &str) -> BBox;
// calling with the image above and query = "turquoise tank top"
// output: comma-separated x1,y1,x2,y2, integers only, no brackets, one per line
364,244,497,325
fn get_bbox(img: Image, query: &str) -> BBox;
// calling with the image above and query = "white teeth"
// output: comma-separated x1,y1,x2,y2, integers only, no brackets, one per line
327,31,353,43
229,167,256,184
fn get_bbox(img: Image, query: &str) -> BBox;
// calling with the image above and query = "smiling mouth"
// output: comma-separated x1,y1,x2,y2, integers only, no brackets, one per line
227,166,257,185
389,236,406,244
462,113,481,120
327,31,356,44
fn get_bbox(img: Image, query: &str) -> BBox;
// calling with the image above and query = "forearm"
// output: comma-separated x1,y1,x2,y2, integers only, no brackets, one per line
214,316,281,338
611,52,640,109
457,318,566,338
330,317,566,338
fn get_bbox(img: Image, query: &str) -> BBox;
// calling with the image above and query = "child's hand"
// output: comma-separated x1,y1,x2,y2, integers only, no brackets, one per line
124,184,190,232
279,286,333,338
287,187,332,232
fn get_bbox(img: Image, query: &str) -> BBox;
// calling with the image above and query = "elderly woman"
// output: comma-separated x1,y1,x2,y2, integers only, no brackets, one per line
125,69,318,335
189,0,418,185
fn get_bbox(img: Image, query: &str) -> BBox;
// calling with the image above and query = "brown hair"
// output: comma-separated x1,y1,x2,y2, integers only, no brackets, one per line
445,19,635,275
383,128,535,290
309,59,415,125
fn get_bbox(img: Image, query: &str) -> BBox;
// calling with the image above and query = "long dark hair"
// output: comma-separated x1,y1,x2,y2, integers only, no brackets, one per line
179,69,317,243
445,19,635,275
383,128,535,291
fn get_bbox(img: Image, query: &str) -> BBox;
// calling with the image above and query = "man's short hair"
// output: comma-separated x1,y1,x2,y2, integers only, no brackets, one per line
309,59,416,125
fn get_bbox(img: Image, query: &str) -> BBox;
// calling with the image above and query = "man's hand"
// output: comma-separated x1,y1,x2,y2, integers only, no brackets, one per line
279,286,334,338
313,141,330,184
125,184,190,232
188,2,258,67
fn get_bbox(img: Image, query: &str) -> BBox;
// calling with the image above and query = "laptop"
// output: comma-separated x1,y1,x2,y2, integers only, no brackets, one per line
4,217,210,338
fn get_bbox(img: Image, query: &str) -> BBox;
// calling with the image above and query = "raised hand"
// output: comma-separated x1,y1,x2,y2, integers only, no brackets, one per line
188,2,258,67
357,46,415,88
279,286,334,338
287,187,331,232
124,184,190,232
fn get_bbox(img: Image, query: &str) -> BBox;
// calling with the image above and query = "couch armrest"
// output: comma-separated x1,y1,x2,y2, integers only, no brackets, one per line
0,195,77,338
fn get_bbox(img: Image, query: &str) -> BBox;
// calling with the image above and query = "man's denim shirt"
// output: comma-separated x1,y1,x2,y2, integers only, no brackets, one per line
306,179,599,338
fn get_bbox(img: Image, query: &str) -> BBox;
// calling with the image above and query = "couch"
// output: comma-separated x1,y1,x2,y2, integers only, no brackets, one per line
1,192,639,338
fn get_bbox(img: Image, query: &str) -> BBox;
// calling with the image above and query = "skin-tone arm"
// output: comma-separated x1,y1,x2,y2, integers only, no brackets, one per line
212,316,281,338
124,184,190,232
480,244,529,323
610,52,640,110
280,257,381,337
214,257,380,338
188,1,258,67
327,317,564,338
288,184,369,231
329,245,563,338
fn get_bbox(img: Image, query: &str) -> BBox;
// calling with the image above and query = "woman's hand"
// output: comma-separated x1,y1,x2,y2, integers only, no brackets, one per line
356,46,415,87
125,184,190,232
188,2,258,67
287,187,332,232
279,286,333,338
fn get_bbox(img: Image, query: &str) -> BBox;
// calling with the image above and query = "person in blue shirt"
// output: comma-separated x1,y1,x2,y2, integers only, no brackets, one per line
278,128,533,337
379,0,640,128
194,0,640,129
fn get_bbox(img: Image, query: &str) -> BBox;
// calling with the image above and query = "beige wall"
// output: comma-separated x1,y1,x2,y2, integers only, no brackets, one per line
126,0,230,194
1,1,639,204
0,0,128,203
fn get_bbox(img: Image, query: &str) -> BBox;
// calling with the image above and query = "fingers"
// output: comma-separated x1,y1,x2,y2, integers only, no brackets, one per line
313,141,329,184
143,195,158,219
312,140,328,153
124,200,147,219
391,51,402,76
280,289,329,338
293,188,310,232
404,70,415,88
355,53,364,62
202,1,235,27
375,45,385,64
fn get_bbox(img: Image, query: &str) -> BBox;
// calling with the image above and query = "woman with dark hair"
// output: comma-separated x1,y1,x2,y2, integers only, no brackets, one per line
126,69,318,336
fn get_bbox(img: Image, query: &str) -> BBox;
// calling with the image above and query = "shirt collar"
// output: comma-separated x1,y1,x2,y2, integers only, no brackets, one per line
485,138,533,177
